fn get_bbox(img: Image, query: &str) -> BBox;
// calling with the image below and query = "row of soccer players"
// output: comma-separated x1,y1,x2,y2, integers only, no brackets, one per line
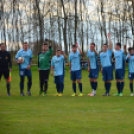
0,33,134,96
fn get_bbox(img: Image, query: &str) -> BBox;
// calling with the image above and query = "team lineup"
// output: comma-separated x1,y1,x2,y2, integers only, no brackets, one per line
0,33,134,97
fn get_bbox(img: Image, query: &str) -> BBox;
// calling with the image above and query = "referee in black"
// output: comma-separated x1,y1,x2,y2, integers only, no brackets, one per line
0,43,12,96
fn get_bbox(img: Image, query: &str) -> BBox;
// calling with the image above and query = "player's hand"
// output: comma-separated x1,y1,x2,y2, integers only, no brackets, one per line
38,69,40,72
18,60,23,64
26,65,31,70
10,69,12,72
128,56,131,59
69,70,71,74
108,33,111,38
51,71,53,76
61,51,64,55
88,67,90,72
124,45,126,50
75,42,78,47
101,68,102,73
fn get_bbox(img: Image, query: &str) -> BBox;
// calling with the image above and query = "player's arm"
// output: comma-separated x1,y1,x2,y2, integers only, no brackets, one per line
94,49,98,55
69,61,71,74
108,33,112,50
27,51,32,70
76,43,82,55
51,65,54,76
88,58,90,72
123,45,127,55
61,51,67,59
48,46,53,55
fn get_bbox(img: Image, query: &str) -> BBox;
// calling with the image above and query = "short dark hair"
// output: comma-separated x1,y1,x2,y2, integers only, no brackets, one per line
116,43,121,48
1,43,5,46
103,44,108,46
43,42,48,46
90,43,95,46
56,49,61,51
128,47,133,52
72,45,76,48
23,42,28,45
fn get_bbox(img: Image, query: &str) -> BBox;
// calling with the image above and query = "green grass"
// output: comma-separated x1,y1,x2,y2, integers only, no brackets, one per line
0,66,134,134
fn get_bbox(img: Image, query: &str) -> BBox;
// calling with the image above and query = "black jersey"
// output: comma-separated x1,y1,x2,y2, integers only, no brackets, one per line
0,50,12,69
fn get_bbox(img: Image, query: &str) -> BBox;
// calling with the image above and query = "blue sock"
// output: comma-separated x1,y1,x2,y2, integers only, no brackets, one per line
116,82,120,94
120,82,124,93
94,82,97,91
130,83,133,93
79,83,82,93
105,83,107,93
61,83,64,93
107,83,111,94
56,84,59,93
73,83,76,93
90,82,94,90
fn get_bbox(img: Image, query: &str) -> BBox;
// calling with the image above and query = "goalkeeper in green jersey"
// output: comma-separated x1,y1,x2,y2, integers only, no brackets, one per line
38,42,53,96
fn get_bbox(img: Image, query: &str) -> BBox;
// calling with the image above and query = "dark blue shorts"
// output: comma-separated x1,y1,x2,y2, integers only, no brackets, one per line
71,70,82,81
89,68,99,79
55,75,64,84
128,73,134,80
19,68,32,77
102,66,113,81
115,68,125,80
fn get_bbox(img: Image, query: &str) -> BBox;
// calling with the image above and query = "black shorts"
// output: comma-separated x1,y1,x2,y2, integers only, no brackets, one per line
39,70,50,82
0,68,9,79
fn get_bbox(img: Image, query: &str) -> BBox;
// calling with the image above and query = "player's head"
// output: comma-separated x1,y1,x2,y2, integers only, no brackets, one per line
90,43,95,51
23,42,28,51
42,42,48,51
115,43,121,50
1,43,6,51
102,44,108,52
56,49,61,57
128,47,134,55
72,45,77,52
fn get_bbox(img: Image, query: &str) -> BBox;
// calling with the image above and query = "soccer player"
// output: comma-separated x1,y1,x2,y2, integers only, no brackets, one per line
51,50,67,96
69,43,83,96
100,33,113,96
38,43,52,96
87,43,99,96
0,43,12,96
15,42,32,96
126,47,134,96
113,43,126,96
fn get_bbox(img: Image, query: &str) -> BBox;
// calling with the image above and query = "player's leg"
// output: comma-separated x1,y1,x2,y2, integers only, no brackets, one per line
102,68,107,96
129,73,133,96
76,70,83,96
44,69,50,95
54,76,59,96
39,70,44,95
26,69,32,96
20,76,25,96
4,68,11,96
58,75,64,96
130,79,133,96
106,80,112,96
71,71,77,96
27,76,32,96
93,78,97,95
77,79,83,96
88,78,94,96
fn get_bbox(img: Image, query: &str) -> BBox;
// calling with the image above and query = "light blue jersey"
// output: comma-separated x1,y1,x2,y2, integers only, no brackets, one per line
126,53,134,73
69,51,81,71
114,50,125,70
51,55,64,76
87,50,98,69
15,49,33,69
100,49,112,68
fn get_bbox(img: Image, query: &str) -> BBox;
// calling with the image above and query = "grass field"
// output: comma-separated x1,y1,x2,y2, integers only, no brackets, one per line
0,66,134,134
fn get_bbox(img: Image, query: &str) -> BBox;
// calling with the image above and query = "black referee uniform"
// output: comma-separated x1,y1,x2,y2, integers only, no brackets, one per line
0,50,12,96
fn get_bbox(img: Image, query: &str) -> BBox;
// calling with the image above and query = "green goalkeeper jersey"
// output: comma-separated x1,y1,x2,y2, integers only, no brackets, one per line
38,46,52,70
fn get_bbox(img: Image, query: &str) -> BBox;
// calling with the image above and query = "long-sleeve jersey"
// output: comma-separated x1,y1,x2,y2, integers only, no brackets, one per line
38,46,52,70
0,50,12,69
